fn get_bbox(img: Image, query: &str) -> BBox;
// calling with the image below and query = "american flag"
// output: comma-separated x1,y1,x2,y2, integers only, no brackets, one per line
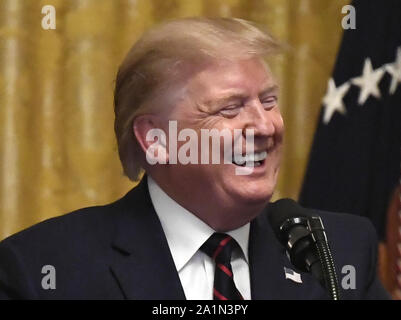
300,0,401,241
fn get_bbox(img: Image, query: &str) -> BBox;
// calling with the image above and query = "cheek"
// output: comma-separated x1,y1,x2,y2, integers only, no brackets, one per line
273,111,284,136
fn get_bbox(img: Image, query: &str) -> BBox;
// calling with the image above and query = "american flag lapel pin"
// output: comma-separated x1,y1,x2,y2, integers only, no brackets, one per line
284,266,302,284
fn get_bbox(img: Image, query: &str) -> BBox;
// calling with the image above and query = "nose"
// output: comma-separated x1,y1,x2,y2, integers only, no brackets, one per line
243,102,276,139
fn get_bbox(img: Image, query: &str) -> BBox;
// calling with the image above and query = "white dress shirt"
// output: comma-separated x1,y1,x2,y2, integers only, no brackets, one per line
147,176,251,300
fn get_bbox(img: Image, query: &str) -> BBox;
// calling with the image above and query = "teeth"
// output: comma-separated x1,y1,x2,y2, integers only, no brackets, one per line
253,151,268,161
233,151,267,165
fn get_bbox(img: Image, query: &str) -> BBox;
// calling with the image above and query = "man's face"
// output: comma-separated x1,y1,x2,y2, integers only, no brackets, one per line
157,57,284,227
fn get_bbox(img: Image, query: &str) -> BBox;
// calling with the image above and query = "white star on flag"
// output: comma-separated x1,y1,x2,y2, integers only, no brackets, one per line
385,47,401,95
352,58,385,105
322,78,350,124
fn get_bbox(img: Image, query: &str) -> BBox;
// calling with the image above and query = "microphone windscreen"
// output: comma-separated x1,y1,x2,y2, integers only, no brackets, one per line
268,198,310,238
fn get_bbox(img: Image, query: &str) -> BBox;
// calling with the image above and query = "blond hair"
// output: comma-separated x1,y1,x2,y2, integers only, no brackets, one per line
114,17,280,181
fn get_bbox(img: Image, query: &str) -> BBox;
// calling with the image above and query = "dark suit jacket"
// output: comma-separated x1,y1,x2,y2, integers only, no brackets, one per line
0,178,390,299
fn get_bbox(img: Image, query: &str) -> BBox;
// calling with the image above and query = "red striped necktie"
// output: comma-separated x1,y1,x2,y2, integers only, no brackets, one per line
200,233,244,300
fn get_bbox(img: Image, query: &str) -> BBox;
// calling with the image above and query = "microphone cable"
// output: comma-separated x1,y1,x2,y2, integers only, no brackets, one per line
308,216,341,300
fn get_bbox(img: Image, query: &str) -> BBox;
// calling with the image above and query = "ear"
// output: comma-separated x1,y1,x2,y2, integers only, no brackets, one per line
133,115,169,165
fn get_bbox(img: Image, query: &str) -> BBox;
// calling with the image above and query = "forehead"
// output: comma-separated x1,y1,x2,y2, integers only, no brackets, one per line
186,57,275,98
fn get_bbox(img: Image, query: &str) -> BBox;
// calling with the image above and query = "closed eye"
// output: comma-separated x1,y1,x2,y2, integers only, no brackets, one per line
261,96,278,110
219,104,242,117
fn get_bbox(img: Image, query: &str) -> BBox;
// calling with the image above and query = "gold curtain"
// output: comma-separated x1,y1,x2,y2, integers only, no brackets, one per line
0,0,349,240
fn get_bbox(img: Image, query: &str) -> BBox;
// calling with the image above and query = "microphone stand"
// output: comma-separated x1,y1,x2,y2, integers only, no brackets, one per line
307,216,341,300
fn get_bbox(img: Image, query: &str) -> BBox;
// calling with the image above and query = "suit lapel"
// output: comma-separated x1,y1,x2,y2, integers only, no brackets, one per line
249,209,289,299
109,177,186,300
249,207,330,299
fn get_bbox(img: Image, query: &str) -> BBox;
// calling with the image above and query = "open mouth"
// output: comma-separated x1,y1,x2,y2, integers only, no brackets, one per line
231,151,267,167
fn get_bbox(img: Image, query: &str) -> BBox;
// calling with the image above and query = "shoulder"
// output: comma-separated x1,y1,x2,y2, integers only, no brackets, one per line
302,208,378,264
308,208,377,251
0,190,135,299
0,182,146,251
0,200,120,252
0,201,121,282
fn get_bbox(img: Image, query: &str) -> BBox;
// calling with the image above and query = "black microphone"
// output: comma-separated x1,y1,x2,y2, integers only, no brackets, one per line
268,198,341,300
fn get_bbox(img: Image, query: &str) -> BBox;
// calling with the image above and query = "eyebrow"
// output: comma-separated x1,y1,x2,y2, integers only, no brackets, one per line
259,84,279,97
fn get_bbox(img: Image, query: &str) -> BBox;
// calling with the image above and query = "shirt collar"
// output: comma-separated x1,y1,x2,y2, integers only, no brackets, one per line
147,175,250,272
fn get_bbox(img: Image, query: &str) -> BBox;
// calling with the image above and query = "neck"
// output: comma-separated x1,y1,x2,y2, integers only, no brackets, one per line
147,174,267,232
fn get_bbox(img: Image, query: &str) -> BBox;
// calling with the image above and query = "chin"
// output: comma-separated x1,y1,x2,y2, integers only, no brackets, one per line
225,160,280,200
243,192,272,205
230,186,273,206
